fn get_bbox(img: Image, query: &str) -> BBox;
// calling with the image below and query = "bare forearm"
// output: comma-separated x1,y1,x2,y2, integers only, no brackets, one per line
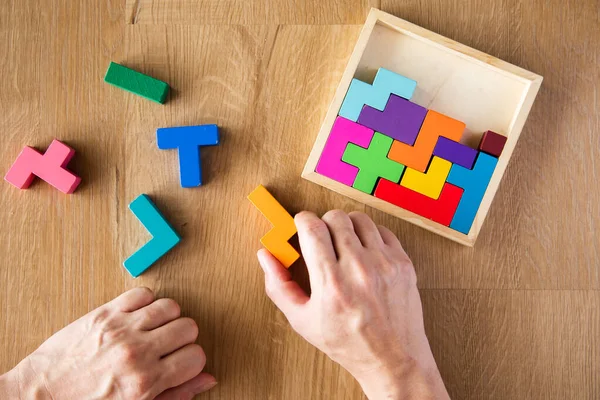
356,360,450,400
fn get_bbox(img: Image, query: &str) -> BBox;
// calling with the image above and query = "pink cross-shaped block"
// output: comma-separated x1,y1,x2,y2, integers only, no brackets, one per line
315,117,375,186
4,139,81,194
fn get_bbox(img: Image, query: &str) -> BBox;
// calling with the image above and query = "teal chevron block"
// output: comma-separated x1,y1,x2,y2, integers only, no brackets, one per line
123,194,181,277
446,152,498,234
338,68,416,121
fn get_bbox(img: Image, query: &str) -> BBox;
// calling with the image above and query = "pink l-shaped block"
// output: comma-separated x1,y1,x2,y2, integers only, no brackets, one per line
4,139,81,194
315,117,374,186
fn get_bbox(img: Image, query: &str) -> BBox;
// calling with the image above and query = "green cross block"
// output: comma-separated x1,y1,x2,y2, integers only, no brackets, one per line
342,132,405,194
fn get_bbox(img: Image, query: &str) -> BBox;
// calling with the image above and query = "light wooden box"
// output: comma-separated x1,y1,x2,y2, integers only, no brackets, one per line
302,8,542,246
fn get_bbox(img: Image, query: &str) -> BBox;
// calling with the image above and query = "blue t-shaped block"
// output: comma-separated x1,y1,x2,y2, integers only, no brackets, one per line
157,124,220,187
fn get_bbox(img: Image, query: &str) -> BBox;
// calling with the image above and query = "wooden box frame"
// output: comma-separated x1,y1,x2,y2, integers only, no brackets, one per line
302,8,542,246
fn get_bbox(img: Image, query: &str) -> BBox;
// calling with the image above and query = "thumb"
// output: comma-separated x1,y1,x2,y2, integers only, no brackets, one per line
155,373,217,400
257,249,310,318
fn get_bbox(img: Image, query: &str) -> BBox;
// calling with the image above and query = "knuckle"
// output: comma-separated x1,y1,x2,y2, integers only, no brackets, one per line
181,317,199,338
302,218,329,237
264,282,280,300
323,209,348,222
116,343,140,364
159,298,181,317
188,344,207,367
128,373,155,397
348,210,368,221
132,286,155,300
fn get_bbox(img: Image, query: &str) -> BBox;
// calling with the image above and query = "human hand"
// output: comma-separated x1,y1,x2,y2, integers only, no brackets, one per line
0,287,216,400
257,210,449,400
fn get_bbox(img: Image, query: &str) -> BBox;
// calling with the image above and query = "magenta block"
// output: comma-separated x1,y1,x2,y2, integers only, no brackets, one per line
4,139,81,194
357,95,427,145
432,137,478,169
316,117,375,186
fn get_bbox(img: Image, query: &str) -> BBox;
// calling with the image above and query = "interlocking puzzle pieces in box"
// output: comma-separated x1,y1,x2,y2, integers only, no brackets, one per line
315,67,508,235
4,139,81,194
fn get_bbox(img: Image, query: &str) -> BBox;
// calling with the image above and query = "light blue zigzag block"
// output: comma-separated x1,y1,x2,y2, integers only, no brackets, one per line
157,124,219,188
338,68,417,122
123,194,181,277
446,152,498,234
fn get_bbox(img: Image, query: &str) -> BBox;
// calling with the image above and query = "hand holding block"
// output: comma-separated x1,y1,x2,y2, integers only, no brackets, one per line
446,152,498,234
388,110,466,172
400,156,452,200
315,117,375,186
104,62,170,104
248,185,299,268
479,130,507,157
4,139,81,194
123,194,181,277
342,132,405,194
338,68,417,121
358,95,427,145
157,124,219,188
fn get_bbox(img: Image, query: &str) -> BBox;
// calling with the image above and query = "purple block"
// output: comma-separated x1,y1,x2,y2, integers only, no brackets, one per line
433,137,478,169
357,95,427,145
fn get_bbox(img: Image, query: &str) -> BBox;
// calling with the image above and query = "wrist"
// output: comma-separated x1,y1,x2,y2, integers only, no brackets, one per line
0,368,21,399
354,358,449,400
0,359,51,400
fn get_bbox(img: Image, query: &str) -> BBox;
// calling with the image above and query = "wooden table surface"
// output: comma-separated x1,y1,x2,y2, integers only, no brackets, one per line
1,1,599,399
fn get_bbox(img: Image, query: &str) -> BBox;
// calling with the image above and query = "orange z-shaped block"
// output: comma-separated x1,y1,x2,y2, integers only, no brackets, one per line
248,185,299,268
388,110,466,172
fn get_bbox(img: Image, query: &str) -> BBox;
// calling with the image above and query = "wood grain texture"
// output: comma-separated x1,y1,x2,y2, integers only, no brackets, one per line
0,0,599,399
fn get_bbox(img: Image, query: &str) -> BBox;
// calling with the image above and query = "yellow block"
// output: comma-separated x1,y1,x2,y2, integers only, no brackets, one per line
400,156,452,199
247,185,299,268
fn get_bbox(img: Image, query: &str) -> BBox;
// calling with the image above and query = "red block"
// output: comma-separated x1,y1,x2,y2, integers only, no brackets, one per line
374,179,463,226
478,130,507,158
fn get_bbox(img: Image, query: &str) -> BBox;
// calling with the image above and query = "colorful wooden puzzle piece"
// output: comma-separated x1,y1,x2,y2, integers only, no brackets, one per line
248,185,299,268
479,130,507,157
4,139,81,194
339,68,417,122
400,156,452,199
433,136,478,169
104,62,170,104
123,194,181,278
315,117,375,186
375,179,463,226
157,124,219,188
388,110,466,172
342,132,405,194
358,94,427,145
446,152,498,234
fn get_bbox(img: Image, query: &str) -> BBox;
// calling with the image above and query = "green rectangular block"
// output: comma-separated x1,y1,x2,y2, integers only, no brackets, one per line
104,62,170,104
